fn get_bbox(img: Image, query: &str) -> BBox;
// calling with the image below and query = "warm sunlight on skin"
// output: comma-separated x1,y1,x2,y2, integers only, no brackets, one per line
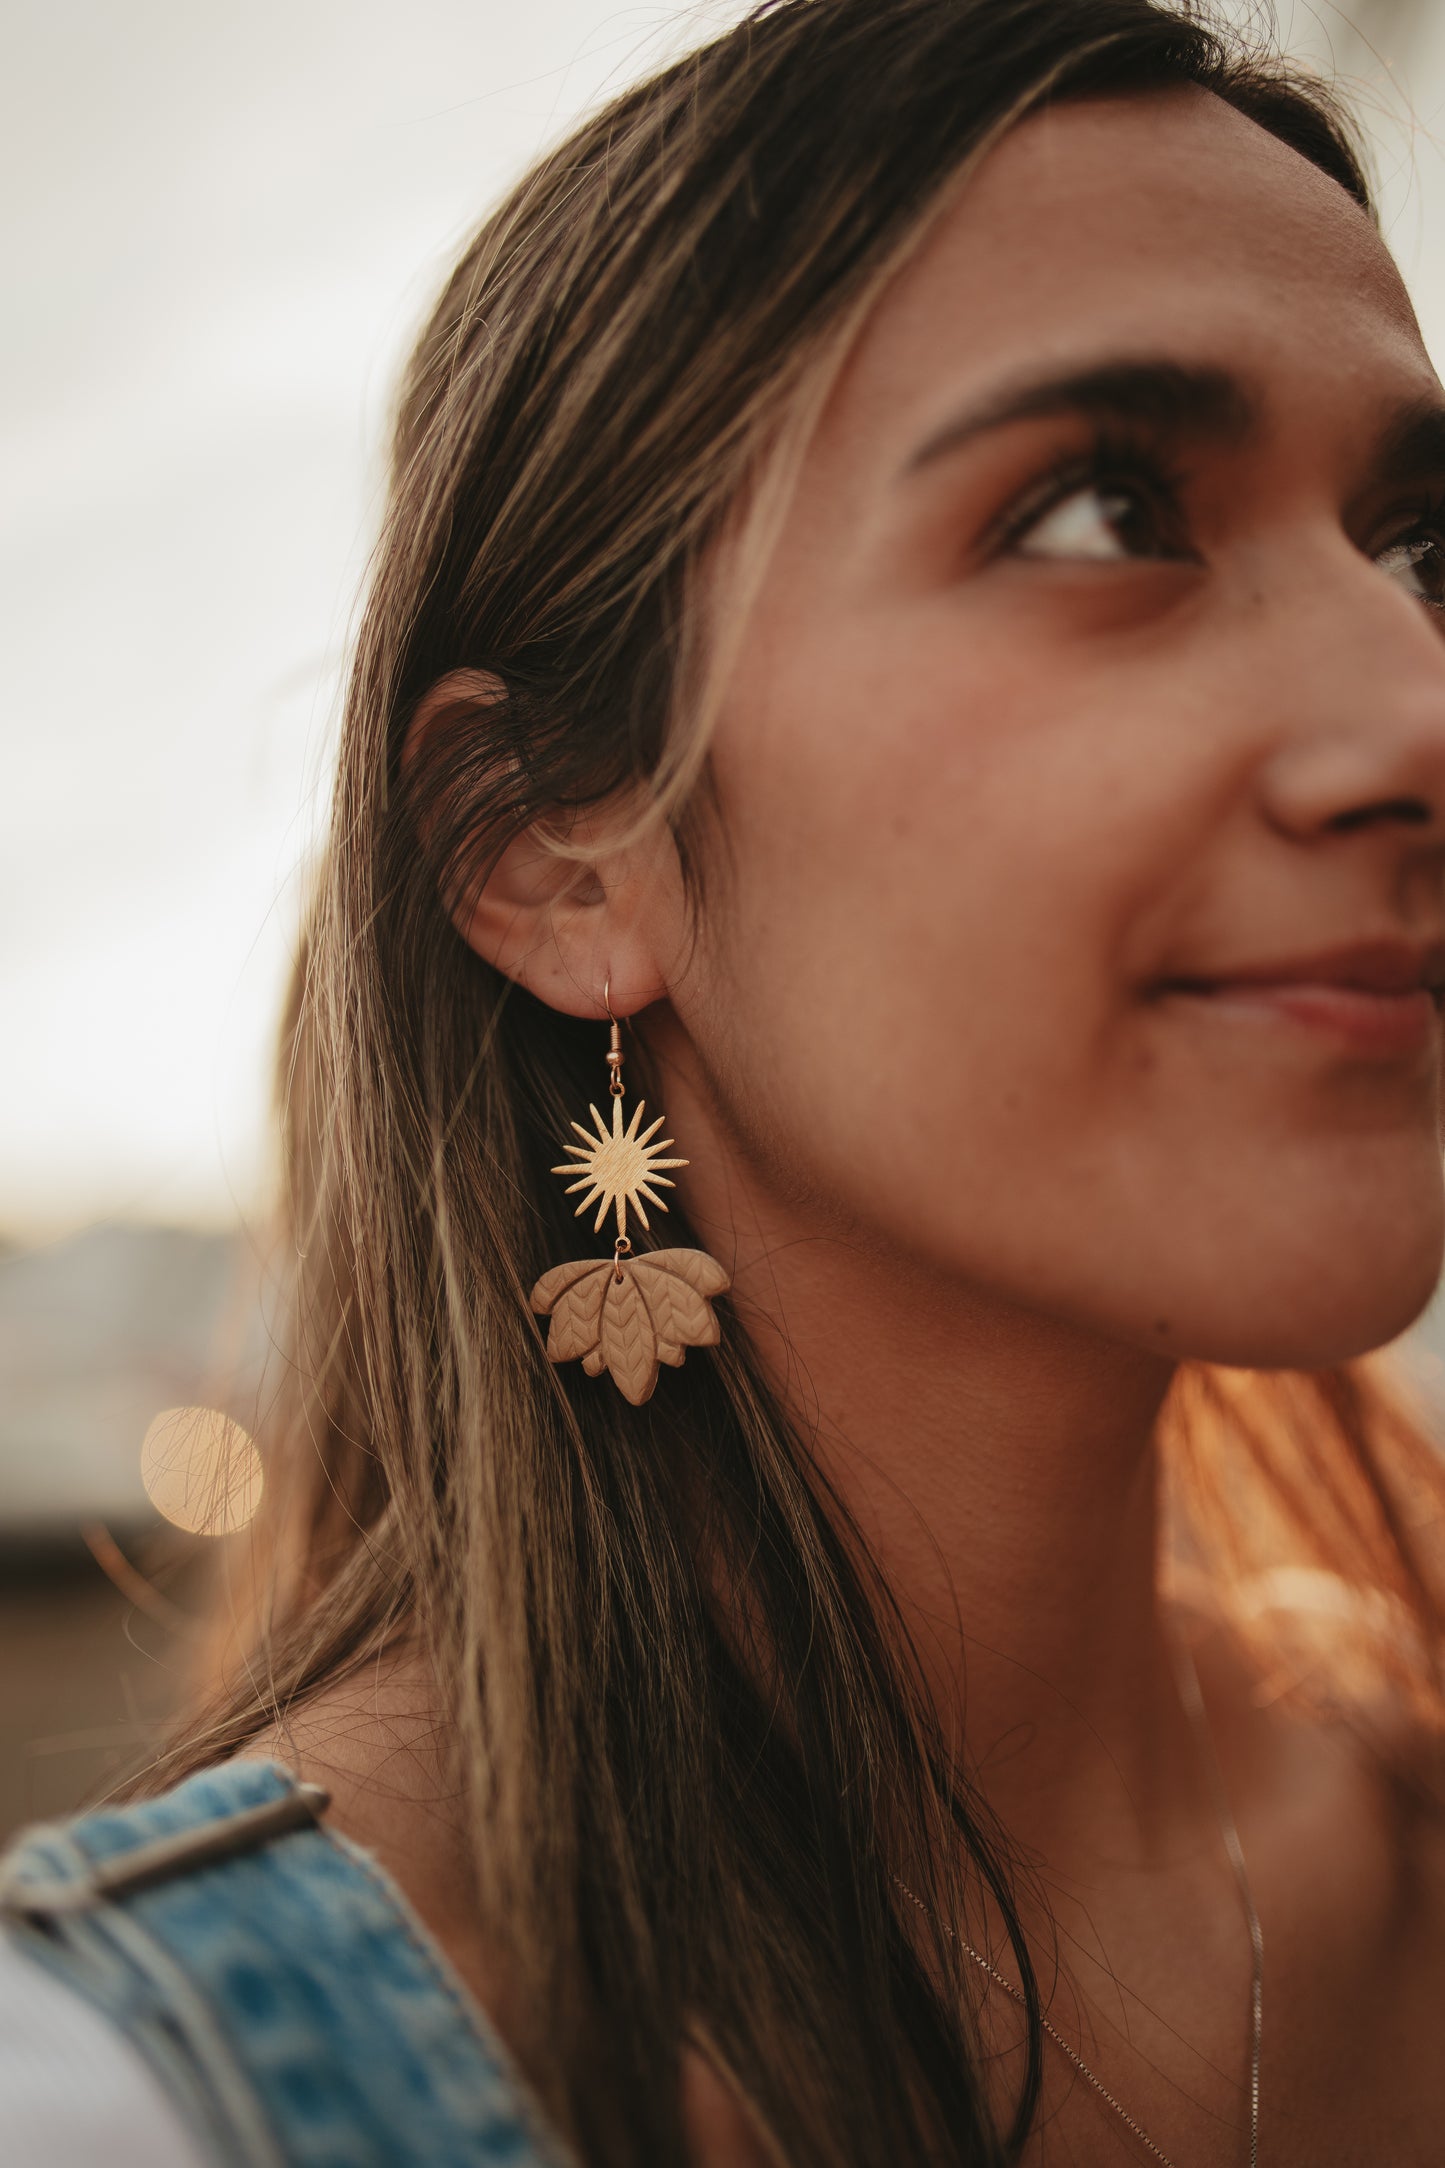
674,86,1445,1379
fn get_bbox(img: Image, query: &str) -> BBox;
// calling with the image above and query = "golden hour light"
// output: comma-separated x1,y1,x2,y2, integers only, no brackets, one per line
139,1405,262,1535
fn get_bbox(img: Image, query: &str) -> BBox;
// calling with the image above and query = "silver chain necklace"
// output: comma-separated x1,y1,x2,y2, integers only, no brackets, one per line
896,1631,1263,2168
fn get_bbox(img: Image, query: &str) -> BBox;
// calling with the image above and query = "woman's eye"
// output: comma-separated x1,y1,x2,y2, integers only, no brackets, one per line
1376,533,1445,612
1011,479,1175,564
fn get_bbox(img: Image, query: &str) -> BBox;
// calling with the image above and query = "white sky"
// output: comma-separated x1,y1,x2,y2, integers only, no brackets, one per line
2,0,1442,1239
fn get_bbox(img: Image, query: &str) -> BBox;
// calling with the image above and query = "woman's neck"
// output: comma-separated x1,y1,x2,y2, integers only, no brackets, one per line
678,1100,1198,1865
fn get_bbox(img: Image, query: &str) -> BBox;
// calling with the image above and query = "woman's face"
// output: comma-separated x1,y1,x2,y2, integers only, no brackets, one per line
681,87,1445,1370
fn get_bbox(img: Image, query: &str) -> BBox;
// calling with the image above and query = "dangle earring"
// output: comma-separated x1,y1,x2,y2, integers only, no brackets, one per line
529,981,730,1405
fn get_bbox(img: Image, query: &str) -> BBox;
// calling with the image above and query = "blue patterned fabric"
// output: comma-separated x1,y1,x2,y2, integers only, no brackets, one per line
0,1760,571,2168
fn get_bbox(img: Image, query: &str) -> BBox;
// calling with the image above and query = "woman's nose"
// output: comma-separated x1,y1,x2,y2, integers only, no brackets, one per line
1256,571,1445,847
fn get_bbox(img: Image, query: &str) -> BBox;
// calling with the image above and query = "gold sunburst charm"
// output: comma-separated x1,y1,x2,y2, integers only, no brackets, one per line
551,1097,688,1237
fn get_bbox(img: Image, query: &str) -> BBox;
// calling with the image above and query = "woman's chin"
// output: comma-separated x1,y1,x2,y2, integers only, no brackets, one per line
1165,1251,1445,1372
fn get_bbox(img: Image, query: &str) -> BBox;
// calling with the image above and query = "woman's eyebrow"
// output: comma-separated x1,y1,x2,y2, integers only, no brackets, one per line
903,359,1445,498
902,357,1256,476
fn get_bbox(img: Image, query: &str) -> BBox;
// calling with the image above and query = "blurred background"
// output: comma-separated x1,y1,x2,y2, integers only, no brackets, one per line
2,0,1444,1837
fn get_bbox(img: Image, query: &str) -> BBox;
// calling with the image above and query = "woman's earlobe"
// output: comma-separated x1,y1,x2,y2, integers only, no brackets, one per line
453,811,621,1014
402,670,683,1019
461,812,680,1019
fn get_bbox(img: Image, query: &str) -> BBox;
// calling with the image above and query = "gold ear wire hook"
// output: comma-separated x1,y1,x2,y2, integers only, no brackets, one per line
603,972,624,1096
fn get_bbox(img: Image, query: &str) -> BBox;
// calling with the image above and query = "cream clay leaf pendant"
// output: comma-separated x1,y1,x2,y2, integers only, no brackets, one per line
529,996,729,1405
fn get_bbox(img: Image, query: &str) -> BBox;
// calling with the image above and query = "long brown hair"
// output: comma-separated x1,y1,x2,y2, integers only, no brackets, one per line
151,3,1445,2160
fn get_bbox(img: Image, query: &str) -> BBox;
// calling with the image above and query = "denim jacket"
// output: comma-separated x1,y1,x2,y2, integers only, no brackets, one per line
0,1760,571,2168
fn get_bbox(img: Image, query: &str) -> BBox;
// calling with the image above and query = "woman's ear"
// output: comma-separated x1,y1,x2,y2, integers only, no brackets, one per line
401,669,687,1020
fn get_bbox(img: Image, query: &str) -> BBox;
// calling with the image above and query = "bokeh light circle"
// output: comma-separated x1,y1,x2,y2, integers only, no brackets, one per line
140,1406,263,1535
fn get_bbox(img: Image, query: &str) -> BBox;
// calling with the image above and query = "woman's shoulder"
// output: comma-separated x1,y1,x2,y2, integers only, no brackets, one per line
0,1755,571,2168
238,1650,509,2027
245,1674,779,2168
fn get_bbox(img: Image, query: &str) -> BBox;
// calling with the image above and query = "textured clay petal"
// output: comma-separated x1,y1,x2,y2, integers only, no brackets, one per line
531,1254,614,1314
600,1266,659,1405
634,1248,731,1299
633,1265,717,1360
546,1264,610,1363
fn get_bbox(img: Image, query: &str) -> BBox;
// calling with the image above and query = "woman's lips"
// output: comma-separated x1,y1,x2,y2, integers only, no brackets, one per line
1170,979,1438,1057
1152,940,1445,1058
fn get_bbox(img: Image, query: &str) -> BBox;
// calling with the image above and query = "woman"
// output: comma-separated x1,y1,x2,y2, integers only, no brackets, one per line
6,0,1445,2160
